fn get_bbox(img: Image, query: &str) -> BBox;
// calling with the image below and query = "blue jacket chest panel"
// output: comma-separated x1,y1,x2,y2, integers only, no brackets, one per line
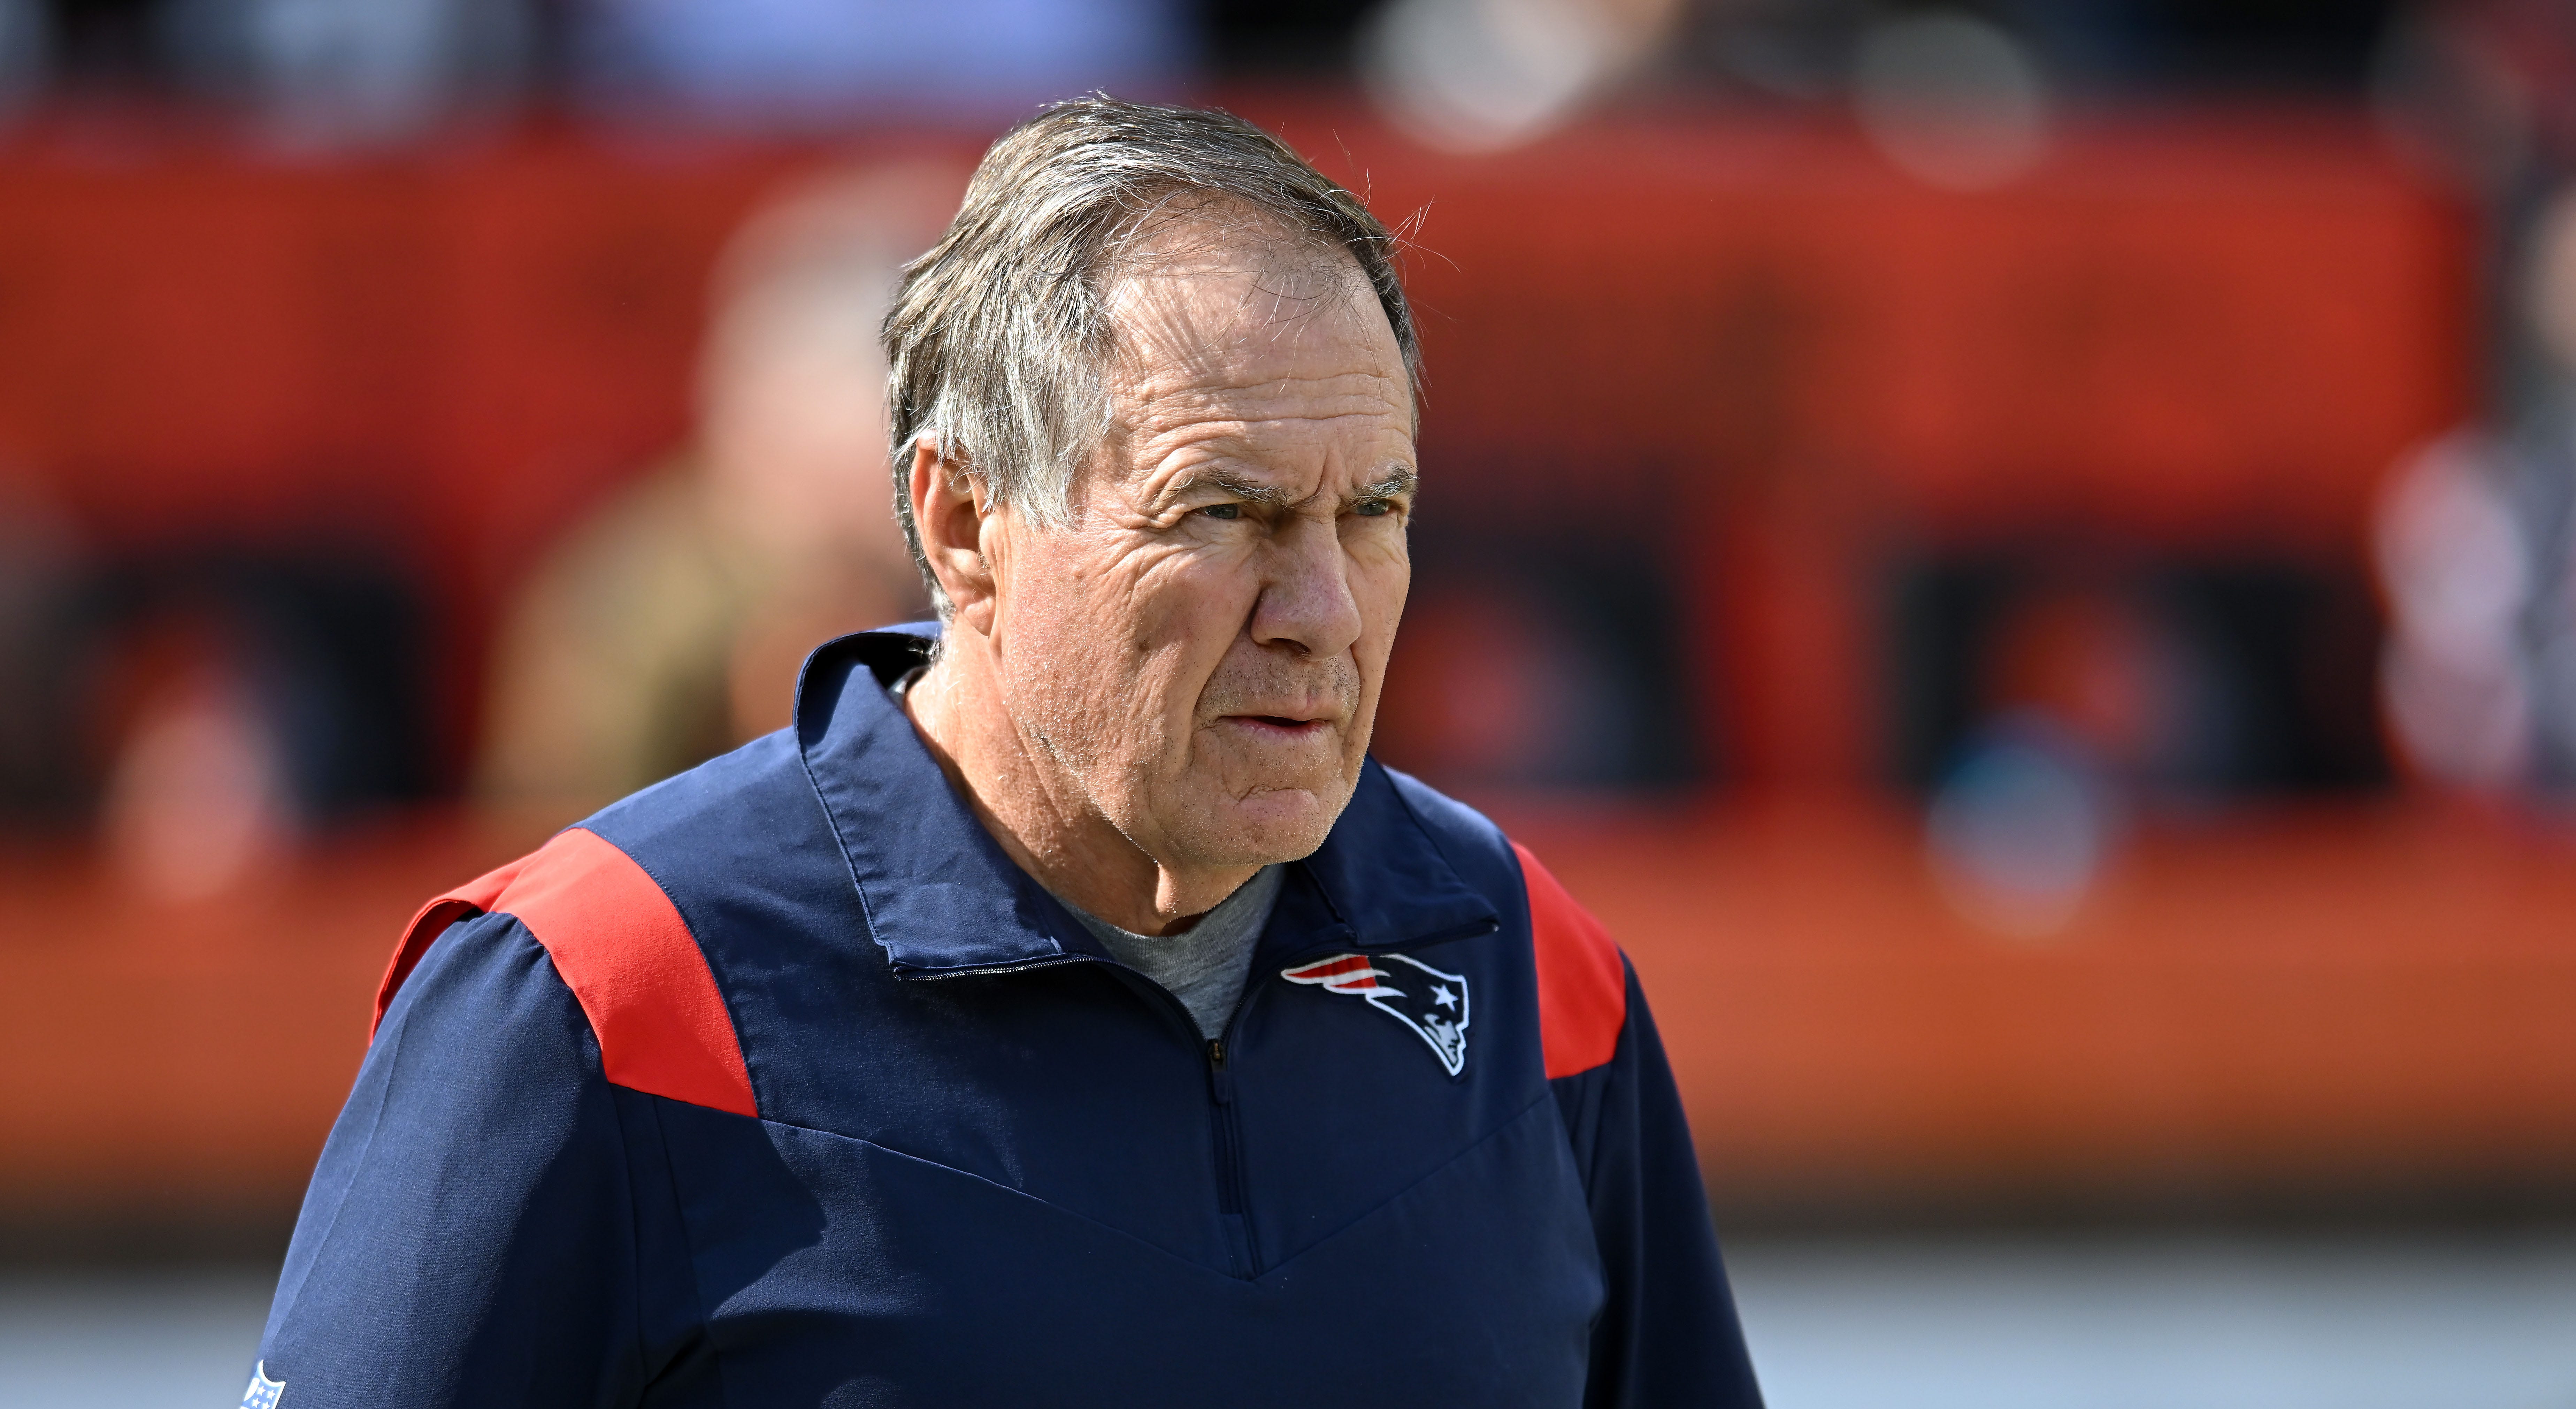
649,1097,1601,1406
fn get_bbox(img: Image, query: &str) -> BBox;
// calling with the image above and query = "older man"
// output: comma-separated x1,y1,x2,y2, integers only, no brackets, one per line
249,99,1763,1408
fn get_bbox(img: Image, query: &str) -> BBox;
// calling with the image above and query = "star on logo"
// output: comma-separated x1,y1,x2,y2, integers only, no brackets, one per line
1432,984,1457,1010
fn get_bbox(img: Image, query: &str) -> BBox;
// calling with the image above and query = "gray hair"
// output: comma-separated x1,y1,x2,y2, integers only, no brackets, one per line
881,95,1419,614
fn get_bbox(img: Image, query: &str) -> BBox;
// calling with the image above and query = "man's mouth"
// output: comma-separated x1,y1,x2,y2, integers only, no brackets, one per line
1223,714,1332,739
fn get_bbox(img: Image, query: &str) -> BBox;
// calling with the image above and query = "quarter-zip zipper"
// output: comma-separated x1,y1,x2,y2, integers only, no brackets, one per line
1077,961,1264,1278
907,906,1499,1281
1205,1036,1255,1276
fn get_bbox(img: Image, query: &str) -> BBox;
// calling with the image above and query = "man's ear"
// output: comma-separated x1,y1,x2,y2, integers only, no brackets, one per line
907,436,998,629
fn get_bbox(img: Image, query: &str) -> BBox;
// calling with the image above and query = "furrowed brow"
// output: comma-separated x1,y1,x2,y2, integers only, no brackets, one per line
1348,466,1418,506
1173,466,1297,508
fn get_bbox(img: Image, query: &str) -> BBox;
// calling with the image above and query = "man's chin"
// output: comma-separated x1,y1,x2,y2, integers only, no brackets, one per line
1171,783,1349,867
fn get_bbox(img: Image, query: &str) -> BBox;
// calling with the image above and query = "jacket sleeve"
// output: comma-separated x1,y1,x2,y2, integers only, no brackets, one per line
1551,960,1767,1409
252,911,679,1407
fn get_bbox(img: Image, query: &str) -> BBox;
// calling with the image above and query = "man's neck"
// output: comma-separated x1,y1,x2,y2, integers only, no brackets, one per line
900,635,1256,936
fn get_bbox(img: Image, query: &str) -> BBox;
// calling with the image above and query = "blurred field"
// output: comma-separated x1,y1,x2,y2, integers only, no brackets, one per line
1726,1228,2576,1408
9,1232,2575,1409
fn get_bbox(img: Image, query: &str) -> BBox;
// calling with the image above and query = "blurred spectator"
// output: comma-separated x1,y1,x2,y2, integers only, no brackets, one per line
1358,0,1684,152
1918,583,2180,936
1900,555,2385,933
1898,557,2383,796
2378,186,2576,796
567,0,1192,128
1926,713,2122,938
2376,432,2535,789
159,0,531,145
0,533,433,893
90,607,299,901
2373,2,2576,798
2524,192,2576,786
11,0,530,141
1849,9,2049,190
475,163,951,811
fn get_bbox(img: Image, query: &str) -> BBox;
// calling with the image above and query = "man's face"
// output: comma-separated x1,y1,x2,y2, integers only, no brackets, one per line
985,230,1415,873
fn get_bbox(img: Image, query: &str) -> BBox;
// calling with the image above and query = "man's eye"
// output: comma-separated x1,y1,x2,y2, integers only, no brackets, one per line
1202,503,1242,520
1352,499,1393,518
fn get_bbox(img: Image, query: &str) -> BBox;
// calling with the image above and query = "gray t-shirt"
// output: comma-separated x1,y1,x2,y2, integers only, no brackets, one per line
1064,865,1282,1041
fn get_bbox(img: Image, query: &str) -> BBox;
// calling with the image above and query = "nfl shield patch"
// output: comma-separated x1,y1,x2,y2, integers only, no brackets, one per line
240,1360,284,1408
1280,952,1471,1075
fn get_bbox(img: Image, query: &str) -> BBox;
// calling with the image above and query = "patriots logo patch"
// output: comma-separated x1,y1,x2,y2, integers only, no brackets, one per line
240,1361,284,1409
1281,952,1471,1075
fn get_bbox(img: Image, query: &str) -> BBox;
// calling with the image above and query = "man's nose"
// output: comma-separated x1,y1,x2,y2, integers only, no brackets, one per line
1250,516,1365,658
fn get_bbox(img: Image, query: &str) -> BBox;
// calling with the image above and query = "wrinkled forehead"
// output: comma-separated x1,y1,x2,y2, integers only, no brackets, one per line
1099,209,1407,409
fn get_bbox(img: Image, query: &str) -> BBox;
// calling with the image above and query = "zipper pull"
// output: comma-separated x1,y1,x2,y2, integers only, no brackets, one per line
1206,1039,1235,1102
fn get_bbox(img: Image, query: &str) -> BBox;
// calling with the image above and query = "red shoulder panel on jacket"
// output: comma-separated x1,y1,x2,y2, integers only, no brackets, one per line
370,828,758,1118
1513,842,1628,1079
374,855,532,1033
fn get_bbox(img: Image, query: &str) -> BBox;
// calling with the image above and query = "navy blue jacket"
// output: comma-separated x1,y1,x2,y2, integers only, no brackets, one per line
253,627,1765,1407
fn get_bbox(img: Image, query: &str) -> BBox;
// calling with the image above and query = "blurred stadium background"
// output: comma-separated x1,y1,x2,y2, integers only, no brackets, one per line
2,0,2575,1404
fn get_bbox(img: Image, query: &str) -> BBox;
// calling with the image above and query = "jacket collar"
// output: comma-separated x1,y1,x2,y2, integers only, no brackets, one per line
795,627,1497,979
